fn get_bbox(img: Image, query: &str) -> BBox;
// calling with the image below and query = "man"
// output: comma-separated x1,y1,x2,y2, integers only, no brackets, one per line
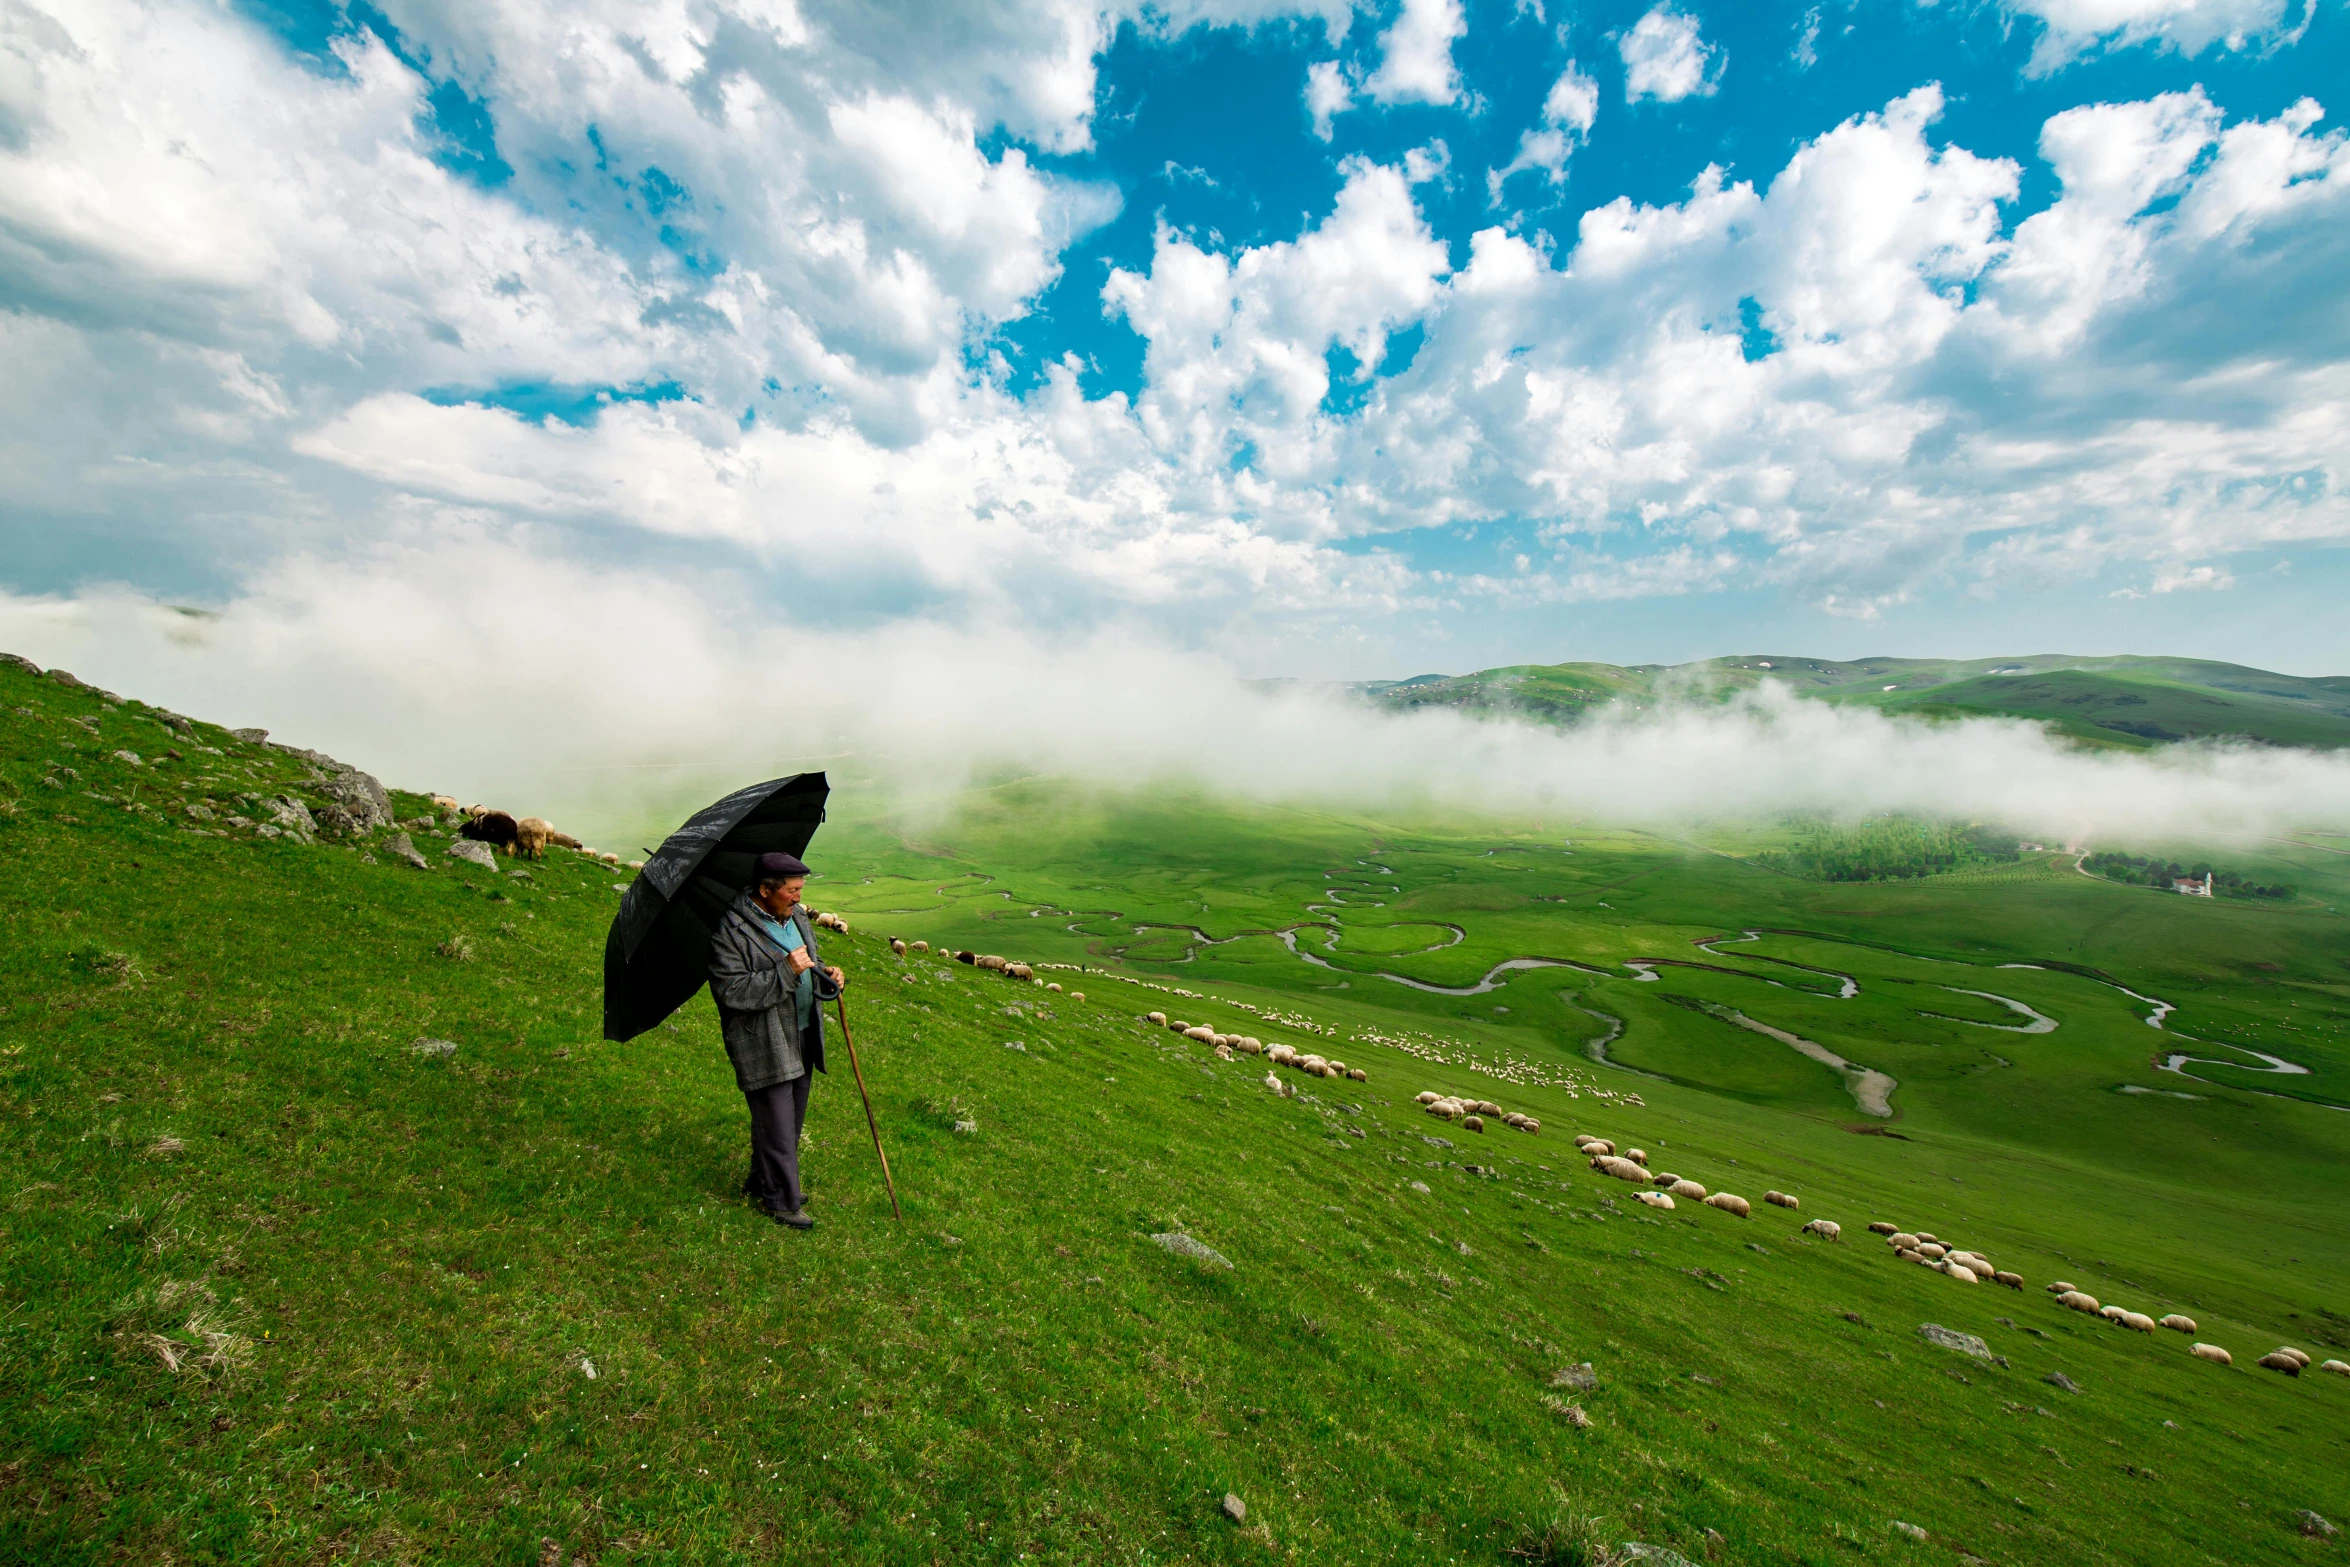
707,851,846,1229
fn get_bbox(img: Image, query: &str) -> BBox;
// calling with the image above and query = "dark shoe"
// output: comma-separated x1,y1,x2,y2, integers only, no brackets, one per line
769,1207,815,1231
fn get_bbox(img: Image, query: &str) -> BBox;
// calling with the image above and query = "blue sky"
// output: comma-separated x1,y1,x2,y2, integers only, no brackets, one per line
2,0,2347,687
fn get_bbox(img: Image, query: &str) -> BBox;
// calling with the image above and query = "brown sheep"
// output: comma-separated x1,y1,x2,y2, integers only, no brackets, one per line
2275,1347,2311,1368
1992,1271,2025,1290
1704,1193,1751,1218
2191,1343,2232,1365
1347,1068,1369,1082
912,941,930,953
1867,1221,1898,1236
2159,1314,2196,1333
2259,1351,2302,1375
1764,1191,1799,1210
1463,1115,1485,1132
2060,1292,2101,1314
890,939,908,957
1624,1147,1649,1166
1669,1179,1707,1200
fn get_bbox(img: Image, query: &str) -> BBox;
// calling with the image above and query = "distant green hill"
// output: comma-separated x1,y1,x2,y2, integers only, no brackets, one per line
1361,653,2350,749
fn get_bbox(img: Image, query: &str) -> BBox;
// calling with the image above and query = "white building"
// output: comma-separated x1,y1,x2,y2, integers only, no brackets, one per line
2173,873,2213,897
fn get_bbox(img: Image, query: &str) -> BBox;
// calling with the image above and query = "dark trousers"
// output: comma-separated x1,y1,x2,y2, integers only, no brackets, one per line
745,1072,811,1215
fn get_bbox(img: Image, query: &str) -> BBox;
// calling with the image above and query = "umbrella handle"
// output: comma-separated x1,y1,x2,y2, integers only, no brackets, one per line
834,996,902,1222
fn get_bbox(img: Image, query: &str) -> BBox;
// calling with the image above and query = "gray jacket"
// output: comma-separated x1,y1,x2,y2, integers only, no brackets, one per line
708,891,827,1092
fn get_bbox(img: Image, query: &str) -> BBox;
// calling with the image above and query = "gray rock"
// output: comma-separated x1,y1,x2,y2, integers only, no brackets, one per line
1221,1493,1247,1524
2301,1511,2337,1540
47,668,83,687
1149,1232,1232,1269
2045,1370,2080,1393
1620,1546,1699,1566
447,838,499,871
411,1038,458,1058
1410,1180,1432,1194
384,832,431,870
264,795,317,837
1892,1521,1927,1542
319,769,391,830
311,804,358,838
1549,1363,1598,1391
1918,1324,1993,1361
111,750,142,767
0,652,39,674
230,726,267,743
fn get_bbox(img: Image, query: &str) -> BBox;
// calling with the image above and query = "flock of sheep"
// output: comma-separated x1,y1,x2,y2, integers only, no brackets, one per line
439,799,633,866
844,918,2347,1386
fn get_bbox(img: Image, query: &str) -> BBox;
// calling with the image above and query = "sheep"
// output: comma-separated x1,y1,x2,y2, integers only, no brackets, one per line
1169,1018,1190,1032
1300,1054,1330,1075
1184,1027,1217,1044
1705,1193,1752,1218
1463,1115,1485,1132
1006,964,1034,981
2259,1352,2303,1375
1624,1147,1649,1166
2120,1312,2157,1333
1147,1012,1168,1026
2158,1314,2196,1333
1269,1044,1301,1066
954,950,977,965
1070,992,1086,1003
2047,1281,2078,1295
1636,1191,1675,1210
1416,1091,1441,1105
1917,1243,1949,1261
1347,1068,1369,1082
890,939,908,956
1802,1219,1842,1241
1913,1233,1939,1246
1764,1191,1799,1210
912,941,930,953
2191,1343,2232,1366
2320,1360,2350,1377
1520,1118,1541,1134
1669,1179,1707,1200
976,954,1007,972
1577,1138,1615,1157
2274,1347,2311,1368
2060,1292,2101,1314
1992,1271,2025,1290
1867,1221,1899,1236
1213,1043,1234,1061
2098,1304,2127,1323
430,794,460,811
1888,1233,1920,1251
1592,1155,1649,1183
1896,1247,1925,1263
514,817,549,858
1046,982,1062,993
459,808,520,855
1942,1261,1980,1283
1263,1072,1292,1099
1472,1101,1498,1116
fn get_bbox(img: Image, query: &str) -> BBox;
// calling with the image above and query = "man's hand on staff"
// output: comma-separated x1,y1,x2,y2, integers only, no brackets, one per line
824,965,846,990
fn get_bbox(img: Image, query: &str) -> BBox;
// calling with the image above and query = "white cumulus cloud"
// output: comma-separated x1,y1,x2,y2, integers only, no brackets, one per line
1362,0,1468,106
2005,0,2311,74
1488,61,1601,201
1619,5,1721,104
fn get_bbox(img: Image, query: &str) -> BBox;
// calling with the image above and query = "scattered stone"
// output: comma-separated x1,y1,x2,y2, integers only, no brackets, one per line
264,795,317,838
447,838,499,871
412,1038,458,1058
0,651,38,673
1221,1493,1247,1524
47,668,84,687
2298,1511,2336,1540
110,750,142,767
230,726,266,742
1410,1180,1431,1195
1549,1363,1598,1390
2045,1371,2080,1393
1892,1520,1927,1541
1619,1545,1699,1566
1919,1324,1993,1361
1150,1232,1232,1269
507,868,532,881
319,769,391,831
1703,1528,1726,1559
384,832,431,870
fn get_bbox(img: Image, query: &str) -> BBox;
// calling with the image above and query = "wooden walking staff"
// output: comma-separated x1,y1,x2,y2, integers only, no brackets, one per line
833,995,902,1221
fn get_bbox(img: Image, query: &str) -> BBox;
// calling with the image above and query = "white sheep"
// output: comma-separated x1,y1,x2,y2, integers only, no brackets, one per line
2098,1304,2127,1323
1238,1036,1263,1053
2320,1359,2350,1377
1913,1232,1940,1246
1669,1179,1707,1200
2060,1291,2101,1314
1347,1068,1370,1082
2120,1312,2156,1333
2259,1351,2302,1375
1636,1191,1675,1210
1764,1191,1799,1210
1705,1193,1752,1218
1046,982,1062,993
1992,1271,2025,1290
1463,1114,1485,1132
1942,1261,1980,1283
2047,1280,2078,1295
912,940,930,953
1624,1147,1649,1166
1263,1072,1291,1098
1802,1219,1842,1241
1576,1137,1615,1157
1147,1011,1168,1026
1592,1155,1649,1183
2275,1347,2311,1368
1069,991,1086,1003
1417,1091,1441,1105
1888,1232,1920,1251
2159,1314,2196,1333
2191,1343,2232,1366
1184,1027,1216,1043
1896,1247,1925,1263
1917,1243,1948,1261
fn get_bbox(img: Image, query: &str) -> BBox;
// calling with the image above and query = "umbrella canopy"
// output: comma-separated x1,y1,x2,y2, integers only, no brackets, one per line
601,771,830,1041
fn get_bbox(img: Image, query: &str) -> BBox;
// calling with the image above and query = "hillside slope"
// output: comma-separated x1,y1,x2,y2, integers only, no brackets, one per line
3,660,2347,1564
1362,654,2350,749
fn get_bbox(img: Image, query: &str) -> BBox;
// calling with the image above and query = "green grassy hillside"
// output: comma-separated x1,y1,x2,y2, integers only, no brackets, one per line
1364,654,2350,750
4,662,2349,1564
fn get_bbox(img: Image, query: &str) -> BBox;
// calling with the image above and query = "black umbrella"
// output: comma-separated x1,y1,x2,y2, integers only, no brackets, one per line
601,771,830,1042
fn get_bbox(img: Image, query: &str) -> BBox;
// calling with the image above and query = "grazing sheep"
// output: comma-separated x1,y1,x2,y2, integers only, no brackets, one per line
2120,1312,2157,1333
1896,1247,1925,1263
2259,1352,2303,1375
1942,1261,1980,1283
1463,1115,1485,1132
1148,1012,1168,1026
1301,1054,1330,1075
1669,1179,1707,1200
1263,1072,1291,1098
2275,1347,2311,1368
1888,1233,1920,1251
1070,991,1086,1003
1636,1191,1675,1210
2320,1360,2350,1377
1764,1191,1800,1210
1169,1019,1190,1032
1624,1147,1649,1166
912,941,930,953
1593,1156,1649,1183
1868,1221,1899,1236
2098,1304,2127,1322
1046,982,1062,993
1475,1101,1500,1116
2059,1292,2101,1314
1913,1233,1939,1246
976,954,1007,972
1235,1036,1261,1053
1917,1244,1948,1261
459,809,520,855
1802,1219,1842,1241
1348,1068,1369,1082
1184,1027,1217,1044
955,950,977,965
1521,1118,1541,1133
1214,1043,1234,1061
2048,1281,2078,1295
890,939,908,956
1270,1044,1301,1066
1006,964,1034,981
1417,1091,1442,1105
1579,1138,1616,1157
1993,1271,2025,1290
2159,1314,2196,1333
513,817,550,858
1652,1170,1679,1186
2191,1343,2233,1366
1705,1193,1752,1218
